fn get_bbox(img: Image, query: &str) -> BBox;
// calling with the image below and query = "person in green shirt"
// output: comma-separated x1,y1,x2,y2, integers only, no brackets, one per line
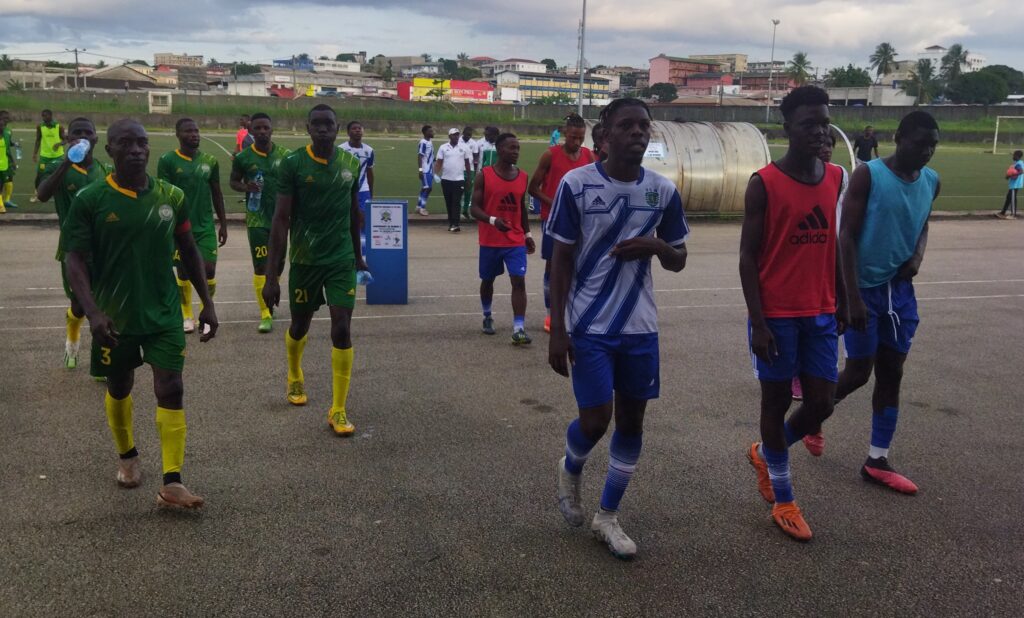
263,104,367,437
36,117,110,369
0,110,16,209
229,112,288,333
64,119,218,509
157,118,227,334
33,109,66,194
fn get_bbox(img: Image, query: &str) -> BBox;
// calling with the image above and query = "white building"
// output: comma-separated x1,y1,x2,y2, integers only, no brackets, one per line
482,58,548,76
313,59,361,74
154,53,203,67
222,69,385,98
399,63,441,77
827,84,917,106
918,45,986,73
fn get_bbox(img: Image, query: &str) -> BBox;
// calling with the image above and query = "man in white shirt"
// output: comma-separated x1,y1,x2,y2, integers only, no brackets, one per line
460,126,481,221
434,128,472,232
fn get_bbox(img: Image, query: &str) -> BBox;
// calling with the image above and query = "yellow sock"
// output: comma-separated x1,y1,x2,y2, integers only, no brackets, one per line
253,274,270,319
331,347,354,412
207,278,217,298
2,181,12,202
285,331,307,383
155,406,186,476
178,278,194,320
66,307,84,343
105,393,135,456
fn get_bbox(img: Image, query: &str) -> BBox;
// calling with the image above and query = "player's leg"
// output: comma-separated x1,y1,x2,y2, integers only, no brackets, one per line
479,277,496,335
1,169,13,209
541,222,554,333
175,256,195,331
451,181,465,231
507,247,530,344
461,170,475,219
417,172,432,216
92,336,144,489
285,263,320,406
324,265,358,436
150,360,203,509
479,247,502,334
791,314,839,457
249,227,273,332
1000,189,1012,216
61,261,86,369
835,287,883,403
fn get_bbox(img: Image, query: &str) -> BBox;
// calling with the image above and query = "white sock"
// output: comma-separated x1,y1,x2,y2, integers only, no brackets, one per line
869,445,889,459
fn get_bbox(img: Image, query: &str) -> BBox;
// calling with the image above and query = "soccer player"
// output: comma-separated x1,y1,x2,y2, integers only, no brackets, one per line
262,104,367,437
416,125,435,216
0,110,15,209
434,128,472,232
339,119,375,250
33,109,66,196
548,98,689,560
998,149,1023,219
36,117,110,367
460,126,480,220
158,118,227,334
549,126,561,146
739,86,847,542
229,112,289,333
529,113,595,333
469,132,535,342
64,119,218,509
853,125,879,165
591,122,607,162
828,111,941,493
478,126,499,169
235,114,252,153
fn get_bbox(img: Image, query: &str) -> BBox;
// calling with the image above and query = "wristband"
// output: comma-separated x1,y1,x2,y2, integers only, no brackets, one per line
489,216,497,226
525,232,533,239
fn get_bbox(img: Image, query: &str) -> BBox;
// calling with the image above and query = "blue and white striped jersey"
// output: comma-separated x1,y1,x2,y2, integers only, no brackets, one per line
547,162,689,336
418,138,434,173
339,141,374,193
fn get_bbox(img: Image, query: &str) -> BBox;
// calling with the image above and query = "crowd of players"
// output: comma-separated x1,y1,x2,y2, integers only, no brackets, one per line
17,85,940,559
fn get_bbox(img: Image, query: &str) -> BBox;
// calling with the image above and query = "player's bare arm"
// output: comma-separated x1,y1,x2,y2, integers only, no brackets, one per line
65,250,118,348
175,231,218,342
35,158,74,202
839,164,872,330
609,237,686,272
739,173,776,364
33,125,41,162
520,191,535,255
351,183,367,272
262,192,293,311
229,167,260,194
367,167,374,197
528,150,553,208
897,181,940,280
547,239,576,377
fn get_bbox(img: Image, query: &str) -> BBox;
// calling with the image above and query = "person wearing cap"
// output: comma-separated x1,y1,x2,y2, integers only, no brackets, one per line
434,128,472,232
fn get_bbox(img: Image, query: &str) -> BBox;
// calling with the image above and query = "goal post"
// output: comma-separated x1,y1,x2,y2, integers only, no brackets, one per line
993,116,1024,154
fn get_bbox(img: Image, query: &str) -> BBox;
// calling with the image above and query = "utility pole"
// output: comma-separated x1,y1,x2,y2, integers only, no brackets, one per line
65,47,85,91
577,0,587,116
292,55,298,99
766,19,779,123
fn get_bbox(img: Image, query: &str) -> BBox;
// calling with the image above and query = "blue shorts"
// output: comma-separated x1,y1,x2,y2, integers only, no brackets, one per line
844,279,919,358
571,333,660,408
479,245,527,280
421,171,434,190
749,314,839,382
541,219,554,260
357,190,371,213
531,197,541,215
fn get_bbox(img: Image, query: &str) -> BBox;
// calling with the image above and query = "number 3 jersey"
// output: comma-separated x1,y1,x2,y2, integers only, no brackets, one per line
547,162,689,336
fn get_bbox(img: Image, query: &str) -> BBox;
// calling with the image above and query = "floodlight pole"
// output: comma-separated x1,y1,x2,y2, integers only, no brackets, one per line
578,0,587,116
766,19,779,123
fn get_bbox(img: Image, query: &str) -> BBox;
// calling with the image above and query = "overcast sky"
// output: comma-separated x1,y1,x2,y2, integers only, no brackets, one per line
0,0,1015,73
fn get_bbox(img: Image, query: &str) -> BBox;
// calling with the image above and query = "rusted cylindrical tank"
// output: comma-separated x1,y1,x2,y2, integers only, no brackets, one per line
584,121,770,214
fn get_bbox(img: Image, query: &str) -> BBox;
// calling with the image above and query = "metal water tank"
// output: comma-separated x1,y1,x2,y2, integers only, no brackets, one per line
585,121,771,214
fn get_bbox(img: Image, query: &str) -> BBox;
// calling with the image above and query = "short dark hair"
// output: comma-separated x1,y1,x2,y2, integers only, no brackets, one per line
422,125,432,135
240,114,250,119
1014,150,1023,159
598,98,651,126
462,126,473,134
484,126,499,137
308,103,335,120
592,122,604,138
779,86,829,121
68,117,94,129
346,120,362,130
865,125,873,130
495,132,517,148
175,117,195,131
250,112,271,123
42,109,52,115
564,112,586,128
896,111,939,137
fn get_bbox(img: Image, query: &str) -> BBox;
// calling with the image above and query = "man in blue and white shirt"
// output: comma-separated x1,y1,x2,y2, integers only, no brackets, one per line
339,120,375,214
547,98,689,560
416,125,435,216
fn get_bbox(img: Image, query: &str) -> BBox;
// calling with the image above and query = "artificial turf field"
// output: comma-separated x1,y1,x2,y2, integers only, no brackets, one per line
1,127,1018,215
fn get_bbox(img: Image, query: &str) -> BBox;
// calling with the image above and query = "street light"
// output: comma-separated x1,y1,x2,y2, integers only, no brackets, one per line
766,18,780,123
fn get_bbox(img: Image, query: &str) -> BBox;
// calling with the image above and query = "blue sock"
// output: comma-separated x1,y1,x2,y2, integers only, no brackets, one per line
543,271,550,311
761,445,794,504
564,419,597,475
513,315,525,331
600,431,643,512
481,300,492,317
870,406,899,452
417,189,428,209
783,421,806,447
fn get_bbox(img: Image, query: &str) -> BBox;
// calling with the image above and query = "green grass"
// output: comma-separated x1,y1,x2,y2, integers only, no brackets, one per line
3,131,1012,215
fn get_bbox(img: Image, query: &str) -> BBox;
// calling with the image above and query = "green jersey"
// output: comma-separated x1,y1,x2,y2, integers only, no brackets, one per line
64,175,189,335
479,142,497,168
157,149,220,240
39,122,64,158
42,158,110,260
277,144,359,266
231,143,289,229
0,133,8,171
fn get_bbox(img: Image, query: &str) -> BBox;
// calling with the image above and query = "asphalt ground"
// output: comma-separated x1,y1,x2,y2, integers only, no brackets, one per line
1,220,1022,616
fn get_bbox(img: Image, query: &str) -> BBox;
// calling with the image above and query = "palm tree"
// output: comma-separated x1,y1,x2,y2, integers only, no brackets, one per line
457,52,469,62
903,59,938,104
869,43,898,78
421,53,432,63
788,51,812,85
0,54,13,70
941,44,969,81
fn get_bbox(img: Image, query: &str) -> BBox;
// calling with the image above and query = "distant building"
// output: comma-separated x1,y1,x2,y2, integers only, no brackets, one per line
274,58,315,72
371,55,424,72
397,78,493,102
690,53,748,73
747,60,786,73
495,70,610,104
222,69,384,98
827,84,917,106
313,59,361,73
918,45,986,73
483,58,548,76
399,63,442,77
154,53,203,68
878,60,917,88
83,64,161,90
648,54,724,87
466,56,496,67
678,72,735,96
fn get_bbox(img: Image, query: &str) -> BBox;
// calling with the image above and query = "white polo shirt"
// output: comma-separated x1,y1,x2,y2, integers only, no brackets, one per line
436,142,471,181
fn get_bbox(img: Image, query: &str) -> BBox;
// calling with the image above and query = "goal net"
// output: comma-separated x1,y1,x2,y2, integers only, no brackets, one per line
992,116,1024,154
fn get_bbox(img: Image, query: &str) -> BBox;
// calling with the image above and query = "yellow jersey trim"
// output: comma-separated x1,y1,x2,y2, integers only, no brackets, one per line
71,163,89,176
305,145,328,165
251,144,269,158
105,174,138,199
174,149,193,162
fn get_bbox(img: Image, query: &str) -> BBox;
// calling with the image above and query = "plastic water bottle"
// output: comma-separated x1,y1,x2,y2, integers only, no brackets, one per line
12,140,22,161
356,270,374,286
67,139,90,163
247,171,263,213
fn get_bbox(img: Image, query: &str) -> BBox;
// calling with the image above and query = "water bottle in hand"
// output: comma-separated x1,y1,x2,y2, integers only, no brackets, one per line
246,171,264,213
67,139,91,163
356,270,374,286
